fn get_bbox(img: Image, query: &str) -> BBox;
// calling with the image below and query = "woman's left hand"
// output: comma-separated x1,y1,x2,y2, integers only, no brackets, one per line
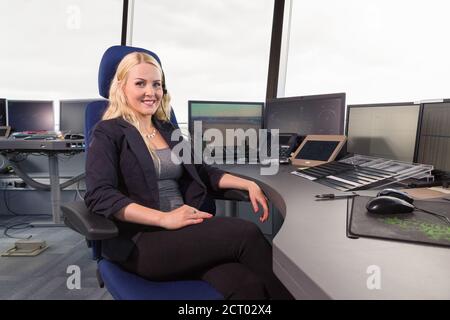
246,181,269,223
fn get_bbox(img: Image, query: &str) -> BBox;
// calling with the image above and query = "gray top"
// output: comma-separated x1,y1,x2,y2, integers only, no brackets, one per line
154,148,184,212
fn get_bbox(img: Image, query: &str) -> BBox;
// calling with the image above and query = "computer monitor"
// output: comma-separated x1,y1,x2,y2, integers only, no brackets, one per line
0,99,6,126
7,100,54,132
60,99,94,134
264,93,346,135
416,100,450,172
188,100,263,147
346,102,421,162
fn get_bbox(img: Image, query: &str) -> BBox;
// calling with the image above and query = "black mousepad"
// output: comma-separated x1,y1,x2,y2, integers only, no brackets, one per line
348,196,450,248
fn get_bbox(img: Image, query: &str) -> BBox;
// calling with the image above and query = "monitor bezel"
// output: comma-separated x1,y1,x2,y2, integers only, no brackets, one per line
290,134,347,167
59,99,96,134
7,99,54,132
264,92,346,134
345,101,421,163
0,98,6,127
188,100,265,136
415,98,450,170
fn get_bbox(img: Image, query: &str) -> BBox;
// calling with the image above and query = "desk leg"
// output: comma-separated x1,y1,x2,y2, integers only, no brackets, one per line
48,153,62,224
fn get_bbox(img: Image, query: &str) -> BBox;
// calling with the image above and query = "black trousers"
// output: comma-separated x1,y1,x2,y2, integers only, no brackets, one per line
119,217,294,300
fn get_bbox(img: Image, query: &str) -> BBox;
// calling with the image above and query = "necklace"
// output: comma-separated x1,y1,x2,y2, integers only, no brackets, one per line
145,127,157,139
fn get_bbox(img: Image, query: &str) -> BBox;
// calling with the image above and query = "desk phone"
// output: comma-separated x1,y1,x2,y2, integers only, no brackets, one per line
263,132,304,164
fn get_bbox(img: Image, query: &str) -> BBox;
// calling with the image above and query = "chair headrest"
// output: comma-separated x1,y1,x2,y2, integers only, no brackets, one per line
98,45,162,99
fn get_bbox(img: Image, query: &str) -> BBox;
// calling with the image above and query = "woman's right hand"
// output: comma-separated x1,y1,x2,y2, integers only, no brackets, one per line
159,205,213,230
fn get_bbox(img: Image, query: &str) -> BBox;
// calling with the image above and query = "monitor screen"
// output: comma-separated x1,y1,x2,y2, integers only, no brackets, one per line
264,93,346,135
416,101,450,172
60,99,93,134
188,100,263,147
295,140,340,161
0,99,6,126
346,103,420,162
7,100,54,132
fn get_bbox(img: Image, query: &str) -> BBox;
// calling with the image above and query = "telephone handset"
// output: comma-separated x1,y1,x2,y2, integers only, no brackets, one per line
278,133,304,164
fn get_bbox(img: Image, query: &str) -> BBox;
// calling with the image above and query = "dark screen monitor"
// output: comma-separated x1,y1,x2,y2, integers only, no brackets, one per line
296,140,340,161
346,102,421,162
0,99,6,126
60,99,94,134
7,100,54,132
188,100,263,147
264,93,346,135
416,100,450,172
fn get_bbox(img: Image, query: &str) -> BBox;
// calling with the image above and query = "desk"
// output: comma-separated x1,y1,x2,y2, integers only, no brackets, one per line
222,164,450,299
0,139,85,225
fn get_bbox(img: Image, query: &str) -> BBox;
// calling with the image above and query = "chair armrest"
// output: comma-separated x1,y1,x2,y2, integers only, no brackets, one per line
212,189,250,202
61,201,118,240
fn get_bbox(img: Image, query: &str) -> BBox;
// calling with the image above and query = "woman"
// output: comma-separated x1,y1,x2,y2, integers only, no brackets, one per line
84,51,293,300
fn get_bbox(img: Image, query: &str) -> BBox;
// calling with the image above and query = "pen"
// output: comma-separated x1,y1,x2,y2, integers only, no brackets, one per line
315,193,358,200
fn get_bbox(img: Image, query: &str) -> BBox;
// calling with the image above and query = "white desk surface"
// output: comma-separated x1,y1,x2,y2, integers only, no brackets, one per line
222,164,450,299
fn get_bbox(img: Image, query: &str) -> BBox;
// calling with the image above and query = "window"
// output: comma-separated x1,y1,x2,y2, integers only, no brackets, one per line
285,0,450,104
133,0,274,123
0,0,122,100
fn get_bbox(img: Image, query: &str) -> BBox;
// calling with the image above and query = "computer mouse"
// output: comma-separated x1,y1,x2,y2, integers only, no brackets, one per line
376,188,414,204
366,196,414,215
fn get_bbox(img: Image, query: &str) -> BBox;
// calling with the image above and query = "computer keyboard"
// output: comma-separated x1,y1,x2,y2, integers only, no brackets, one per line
23,135,58,140
12,131,60,140
280,146,291,159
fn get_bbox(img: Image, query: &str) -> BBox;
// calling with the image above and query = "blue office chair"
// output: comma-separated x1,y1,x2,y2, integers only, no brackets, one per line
61,45,248,300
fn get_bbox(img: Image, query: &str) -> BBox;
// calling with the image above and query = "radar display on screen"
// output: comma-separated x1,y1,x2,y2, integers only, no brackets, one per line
264,93,346,135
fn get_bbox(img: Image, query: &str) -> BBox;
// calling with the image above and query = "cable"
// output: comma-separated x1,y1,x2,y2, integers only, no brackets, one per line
75,179,85,201
0,155,6,169
3,223,33,240
3,188,18,216
2,189,51,216
416,207,450,225
73,188,78,201
57,152,78,161
6,152,28,163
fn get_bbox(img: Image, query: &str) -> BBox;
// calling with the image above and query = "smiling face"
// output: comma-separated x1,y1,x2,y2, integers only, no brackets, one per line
123,62,163,119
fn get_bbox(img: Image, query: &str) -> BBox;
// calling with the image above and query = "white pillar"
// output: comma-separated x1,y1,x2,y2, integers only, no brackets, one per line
126,0,135,46
277,0,293,98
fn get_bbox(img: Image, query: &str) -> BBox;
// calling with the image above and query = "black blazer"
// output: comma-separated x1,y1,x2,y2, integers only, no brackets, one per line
84,117,226,261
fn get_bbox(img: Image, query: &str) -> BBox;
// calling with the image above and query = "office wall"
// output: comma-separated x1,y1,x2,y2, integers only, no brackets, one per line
0,190,83,217
8,153,86,176
0,153,86,217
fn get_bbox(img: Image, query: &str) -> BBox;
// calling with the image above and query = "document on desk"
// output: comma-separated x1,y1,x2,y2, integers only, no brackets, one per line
326,175,362,187
291,170,317,180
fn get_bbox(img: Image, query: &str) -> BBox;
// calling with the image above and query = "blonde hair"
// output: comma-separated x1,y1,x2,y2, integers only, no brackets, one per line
103,52,172,172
